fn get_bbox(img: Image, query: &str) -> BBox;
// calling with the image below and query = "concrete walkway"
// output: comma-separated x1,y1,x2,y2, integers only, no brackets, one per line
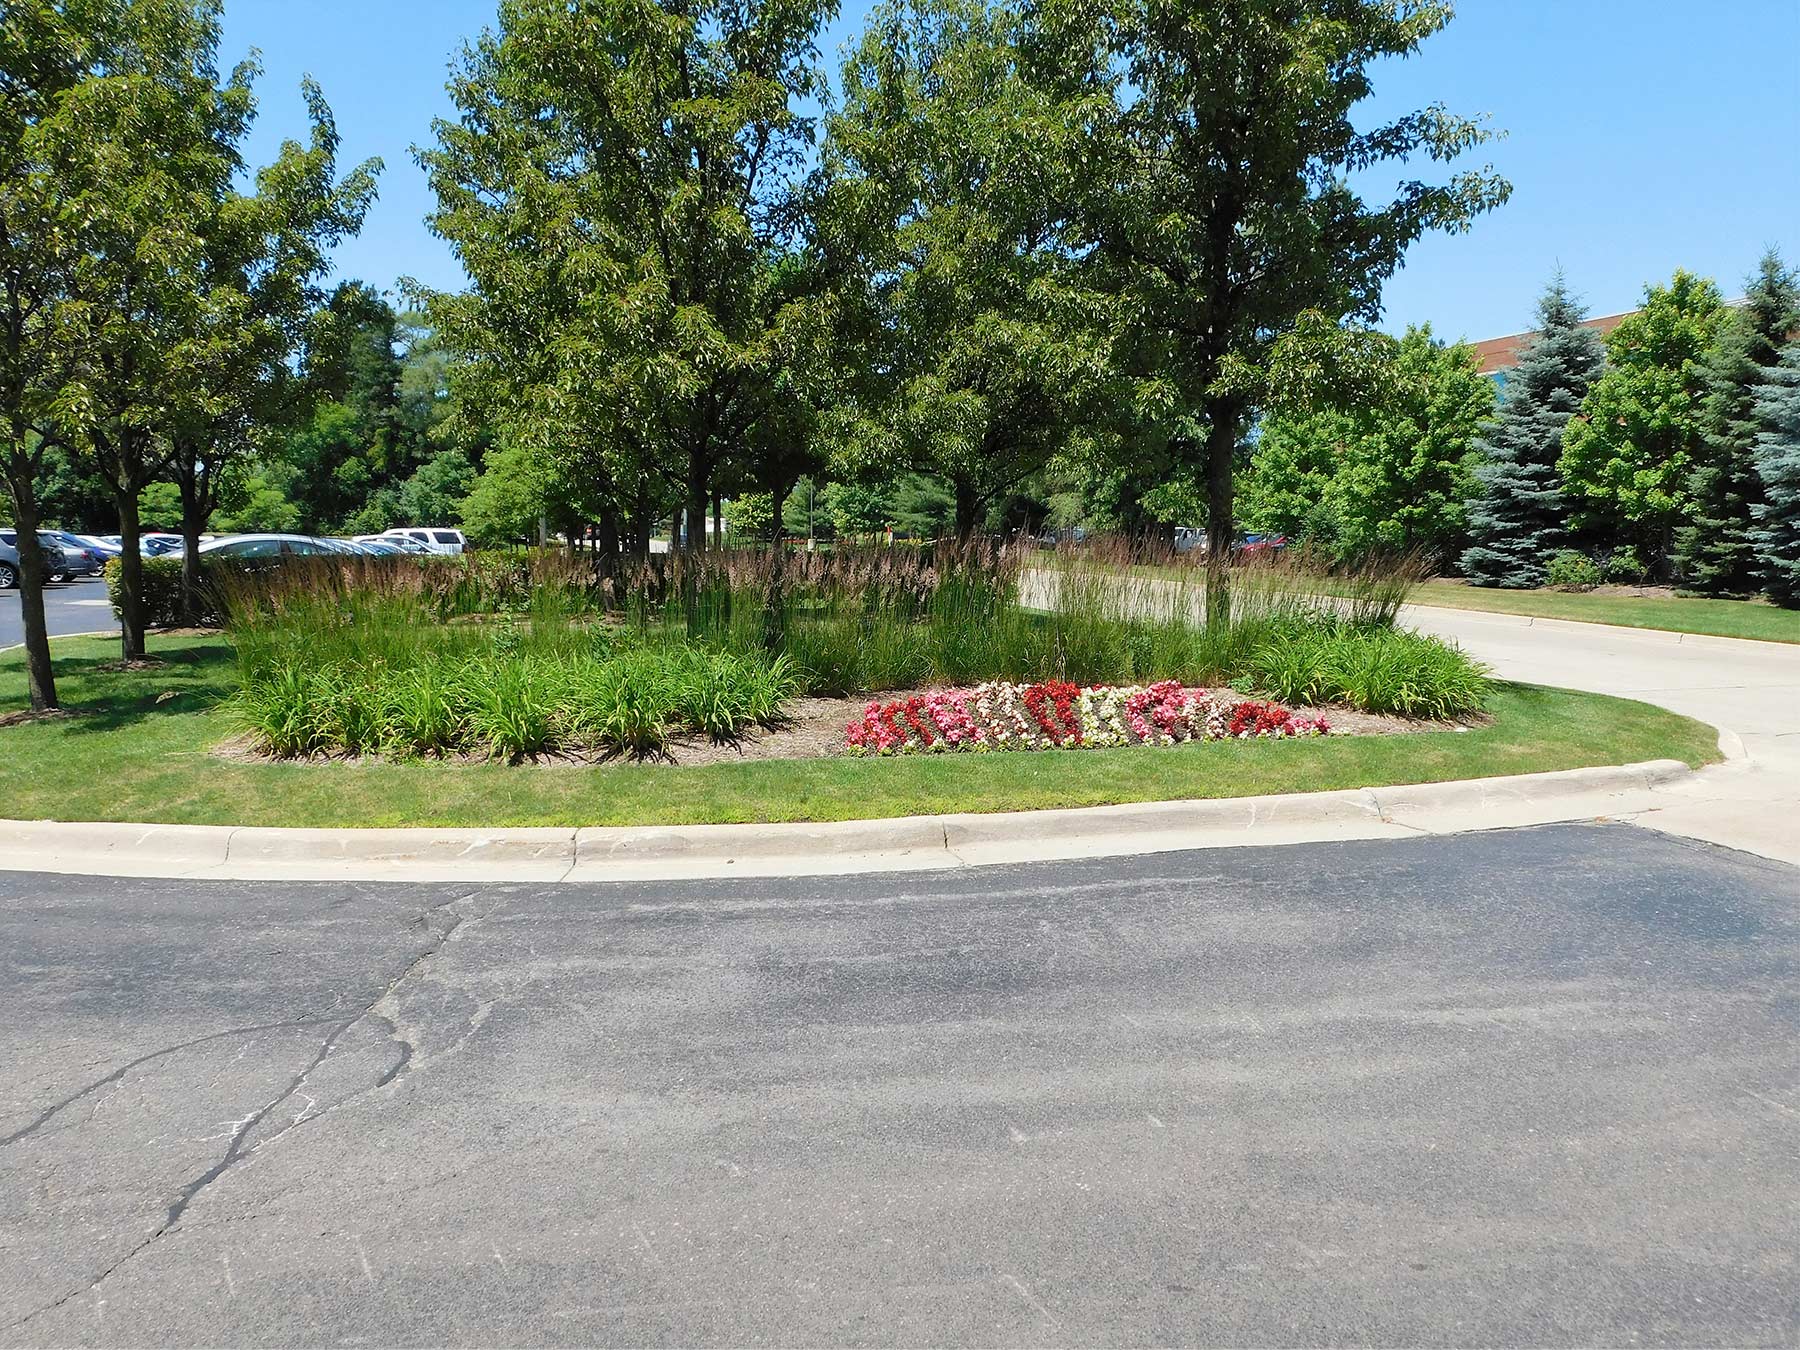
1402,603,1800,864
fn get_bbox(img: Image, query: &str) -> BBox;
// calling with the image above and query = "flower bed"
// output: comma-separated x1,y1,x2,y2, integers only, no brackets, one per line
845,681,1330,755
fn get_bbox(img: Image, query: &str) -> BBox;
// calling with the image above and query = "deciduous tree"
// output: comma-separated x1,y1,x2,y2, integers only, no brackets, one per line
1056,0,1508,616
1559,269,1726,573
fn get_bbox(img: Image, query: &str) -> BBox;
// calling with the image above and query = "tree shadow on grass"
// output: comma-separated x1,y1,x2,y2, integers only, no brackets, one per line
1,639,238,736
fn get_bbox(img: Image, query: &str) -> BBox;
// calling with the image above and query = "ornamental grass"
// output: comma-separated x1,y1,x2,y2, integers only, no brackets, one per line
216,538,1487,760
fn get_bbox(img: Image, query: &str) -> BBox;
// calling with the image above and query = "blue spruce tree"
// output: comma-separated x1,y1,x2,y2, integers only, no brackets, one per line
1460,277,1605,587
1751,344,1800,608
1676,250,1799,595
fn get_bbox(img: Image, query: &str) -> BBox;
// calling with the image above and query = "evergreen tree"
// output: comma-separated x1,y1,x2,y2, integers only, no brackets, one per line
1461,277,1606,587
1751,344,1800,608
1675,250,1800,594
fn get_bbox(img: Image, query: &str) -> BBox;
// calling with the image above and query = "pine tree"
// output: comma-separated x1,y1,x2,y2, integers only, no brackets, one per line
1751,344,1800,608
1675,250,1800,594
1461,277,1606,587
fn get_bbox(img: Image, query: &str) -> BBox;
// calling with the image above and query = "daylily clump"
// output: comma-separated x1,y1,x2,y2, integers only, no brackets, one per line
844,681,1330,755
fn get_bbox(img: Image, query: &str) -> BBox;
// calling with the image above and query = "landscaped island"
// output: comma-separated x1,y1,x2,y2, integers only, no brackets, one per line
0,545,1722,828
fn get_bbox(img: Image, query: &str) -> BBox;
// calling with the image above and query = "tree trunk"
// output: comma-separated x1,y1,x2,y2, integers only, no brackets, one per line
3,475,58,711
953,479,981,542
684,486,705,554
596,510,619,562
1203,401,1243,630
115,492,147,659
711,492,723,550
177,464,205,627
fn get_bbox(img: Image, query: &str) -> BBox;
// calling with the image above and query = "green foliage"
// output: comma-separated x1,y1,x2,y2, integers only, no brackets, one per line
723,493,776,543
1602,546,1648,585
104,556,227,628
1676,250,1800,595
824,482,894,538
826,0,1118,537
1242,326,1494,562
1058,0,1509,554
218,546,1486,745
418,0,842,551
1244,627,1492,722
1751,345,1800,608
1462,276,1607,588
1559,270,1727,569
1545,551,1602,592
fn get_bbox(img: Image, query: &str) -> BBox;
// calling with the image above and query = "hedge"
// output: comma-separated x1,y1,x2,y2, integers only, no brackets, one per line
102,556,228,628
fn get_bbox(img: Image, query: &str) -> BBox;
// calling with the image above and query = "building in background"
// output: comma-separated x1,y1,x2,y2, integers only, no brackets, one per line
1472,310,1636,391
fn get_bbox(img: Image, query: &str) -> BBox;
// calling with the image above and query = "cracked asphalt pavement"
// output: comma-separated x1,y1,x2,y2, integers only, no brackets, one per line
3,823,1798,1347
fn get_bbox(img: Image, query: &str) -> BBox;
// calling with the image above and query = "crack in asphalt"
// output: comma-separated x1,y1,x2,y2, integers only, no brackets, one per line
0,885,495,1336
0,1019,334,1148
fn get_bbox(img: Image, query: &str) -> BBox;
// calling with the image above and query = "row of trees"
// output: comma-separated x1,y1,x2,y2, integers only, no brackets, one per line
415,0,1508,622
1462,252,1800,597
3,0,380,711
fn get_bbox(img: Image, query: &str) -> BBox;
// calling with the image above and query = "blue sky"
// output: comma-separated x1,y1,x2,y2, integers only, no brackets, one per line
222,0,1799,342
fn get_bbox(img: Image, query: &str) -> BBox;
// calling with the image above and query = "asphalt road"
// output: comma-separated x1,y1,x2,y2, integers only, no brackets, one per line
3,823,1798,1347
0,578,117,649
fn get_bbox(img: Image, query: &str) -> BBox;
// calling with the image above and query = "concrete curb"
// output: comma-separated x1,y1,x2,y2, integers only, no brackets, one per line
0,758,1697,884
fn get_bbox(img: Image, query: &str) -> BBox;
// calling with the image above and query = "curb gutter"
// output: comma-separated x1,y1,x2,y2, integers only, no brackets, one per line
0,758,1695,884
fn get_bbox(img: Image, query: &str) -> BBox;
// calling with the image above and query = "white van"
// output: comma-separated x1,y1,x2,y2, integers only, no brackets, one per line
382,527,467,556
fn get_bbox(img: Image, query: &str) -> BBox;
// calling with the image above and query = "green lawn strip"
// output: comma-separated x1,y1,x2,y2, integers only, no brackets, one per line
0,633,1720,829
1403,581,1800,644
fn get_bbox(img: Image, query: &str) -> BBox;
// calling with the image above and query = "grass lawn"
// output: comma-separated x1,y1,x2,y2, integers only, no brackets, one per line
1405,580,1799,644
0,633,1721,829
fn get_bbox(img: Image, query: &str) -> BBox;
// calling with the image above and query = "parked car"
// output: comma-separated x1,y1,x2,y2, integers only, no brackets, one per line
355,533,432,555
0,529,85,580
71,534,123,559
1238,533,1288,557
382,526,467,555
40,531,109,579
141,532,185,556
194,533,348,559
346,538,406,556
0,534,67,587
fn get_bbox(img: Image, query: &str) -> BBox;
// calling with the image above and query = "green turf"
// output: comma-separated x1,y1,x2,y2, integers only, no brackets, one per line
1405,580,1799,643
0,633,1721,828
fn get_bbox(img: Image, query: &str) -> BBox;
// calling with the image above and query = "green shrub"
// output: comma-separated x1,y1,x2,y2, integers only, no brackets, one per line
1244,625,1490,719
103,556,230,628
1545,551,1602,591
1603,546,1648,584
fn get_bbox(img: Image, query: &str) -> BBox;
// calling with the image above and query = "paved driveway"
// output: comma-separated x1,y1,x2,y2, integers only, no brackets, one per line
1402,604,1800,864
3,824,1796,1346
0,579,117,650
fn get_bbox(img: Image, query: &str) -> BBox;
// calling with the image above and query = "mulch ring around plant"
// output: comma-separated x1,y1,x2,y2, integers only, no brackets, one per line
210,691,1487,769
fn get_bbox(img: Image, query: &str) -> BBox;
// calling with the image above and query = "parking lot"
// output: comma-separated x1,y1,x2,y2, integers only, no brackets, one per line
3,824,1797,1346
0,578,118,650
